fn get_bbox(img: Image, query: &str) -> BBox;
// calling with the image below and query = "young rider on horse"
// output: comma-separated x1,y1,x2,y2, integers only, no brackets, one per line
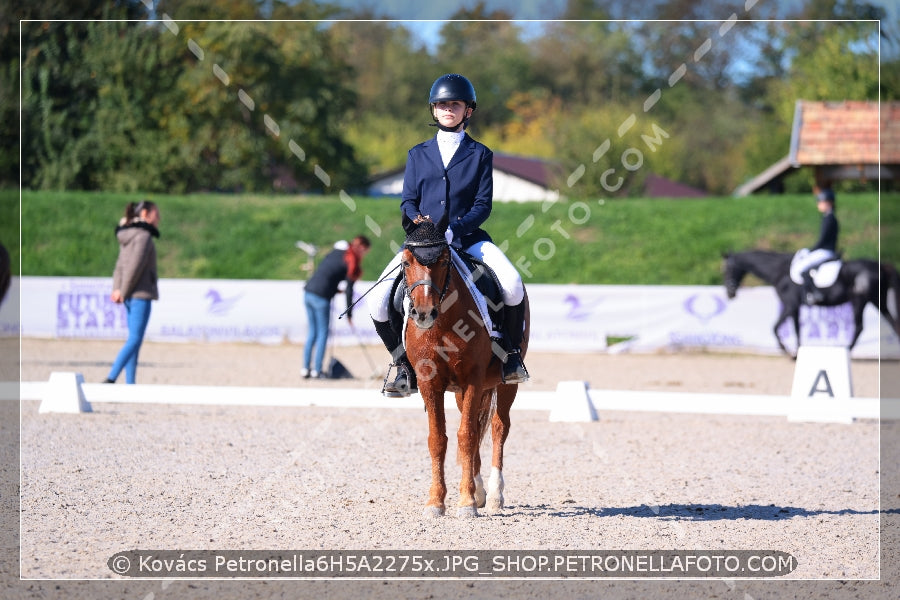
796,186,839,305
367,73,529,397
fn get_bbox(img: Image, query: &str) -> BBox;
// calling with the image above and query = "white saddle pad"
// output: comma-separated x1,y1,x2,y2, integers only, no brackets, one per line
789,249,842,288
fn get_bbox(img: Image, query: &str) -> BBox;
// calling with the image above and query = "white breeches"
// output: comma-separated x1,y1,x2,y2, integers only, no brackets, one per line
794,248,836,273
367,252,404,323
367,240,525,323
466,241,525,306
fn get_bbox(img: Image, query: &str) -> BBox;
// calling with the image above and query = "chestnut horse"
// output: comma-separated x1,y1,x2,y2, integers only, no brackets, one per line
401,220,529,518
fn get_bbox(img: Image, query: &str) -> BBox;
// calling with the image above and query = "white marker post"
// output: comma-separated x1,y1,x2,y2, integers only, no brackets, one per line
789,346,854,423
549,380,597,422
38,372,93,414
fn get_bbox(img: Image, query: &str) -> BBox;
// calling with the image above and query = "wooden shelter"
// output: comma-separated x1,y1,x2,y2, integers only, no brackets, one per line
735,100,900,196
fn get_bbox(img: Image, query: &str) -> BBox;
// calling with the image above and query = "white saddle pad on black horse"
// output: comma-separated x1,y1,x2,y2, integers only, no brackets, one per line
789,249,842,288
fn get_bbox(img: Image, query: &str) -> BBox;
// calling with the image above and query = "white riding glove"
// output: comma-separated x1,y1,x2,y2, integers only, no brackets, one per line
444,228,454,245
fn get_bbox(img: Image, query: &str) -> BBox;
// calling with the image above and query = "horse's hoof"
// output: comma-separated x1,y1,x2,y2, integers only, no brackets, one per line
456,506,478,519
485,494,504,513
423,505,445,518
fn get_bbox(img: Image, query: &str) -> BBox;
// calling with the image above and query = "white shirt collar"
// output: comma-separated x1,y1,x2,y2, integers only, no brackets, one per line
436,129,465,145
435,130,464,167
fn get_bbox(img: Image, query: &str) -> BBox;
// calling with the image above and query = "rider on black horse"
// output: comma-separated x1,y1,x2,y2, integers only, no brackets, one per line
796,186,839,305
366,73,529,397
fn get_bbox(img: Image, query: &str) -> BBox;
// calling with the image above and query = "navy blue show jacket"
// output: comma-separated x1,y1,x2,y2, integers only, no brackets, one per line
400,133,493,247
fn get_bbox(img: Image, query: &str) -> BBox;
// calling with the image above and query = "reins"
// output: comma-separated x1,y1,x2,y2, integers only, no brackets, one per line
338,262,402,320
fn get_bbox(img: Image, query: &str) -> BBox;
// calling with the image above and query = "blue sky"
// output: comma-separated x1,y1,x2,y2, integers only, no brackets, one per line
329,0,569,20
326,0,569,51
326,0,898,58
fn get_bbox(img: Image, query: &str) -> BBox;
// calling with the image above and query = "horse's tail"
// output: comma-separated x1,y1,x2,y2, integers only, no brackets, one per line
884,262,900,334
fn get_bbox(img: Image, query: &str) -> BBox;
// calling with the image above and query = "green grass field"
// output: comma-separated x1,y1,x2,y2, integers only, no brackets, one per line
2,189,896,285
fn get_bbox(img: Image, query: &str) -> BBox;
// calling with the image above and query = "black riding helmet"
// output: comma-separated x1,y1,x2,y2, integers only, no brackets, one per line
816,188,835,206
428,74,476,130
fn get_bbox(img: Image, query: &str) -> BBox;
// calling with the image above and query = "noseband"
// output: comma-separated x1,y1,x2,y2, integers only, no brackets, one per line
404,240,453,306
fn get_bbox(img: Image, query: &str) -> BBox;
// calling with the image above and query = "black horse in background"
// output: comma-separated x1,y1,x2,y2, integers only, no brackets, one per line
722,250,900,357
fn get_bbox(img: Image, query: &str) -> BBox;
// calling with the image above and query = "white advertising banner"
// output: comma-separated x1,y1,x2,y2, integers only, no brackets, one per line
5,277,897,359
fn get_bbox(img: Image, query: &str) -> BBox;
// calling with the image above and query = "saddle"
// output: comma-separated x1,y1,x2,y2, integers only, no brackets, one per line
390,248,504,339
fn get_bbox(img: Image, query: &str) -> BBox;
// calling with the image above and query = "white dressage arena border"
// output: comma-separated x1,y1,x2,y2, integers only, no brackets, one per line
7,375,895,423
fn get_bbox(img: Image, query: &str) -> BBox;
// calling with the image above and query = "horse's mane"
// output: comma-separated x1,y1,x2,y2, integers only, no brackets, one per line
725,249,794,286
734,249,793,267
741,249,791,259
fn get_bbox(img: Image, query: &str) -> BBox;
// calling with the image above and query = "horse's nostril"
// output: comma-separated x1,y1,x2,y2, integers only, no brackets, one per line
430,309,438,320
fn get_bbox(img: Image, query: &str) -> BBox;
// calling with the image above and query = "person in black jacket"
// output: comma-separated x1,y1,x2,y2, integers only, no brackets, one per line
302,236,370,378
797,186,839,305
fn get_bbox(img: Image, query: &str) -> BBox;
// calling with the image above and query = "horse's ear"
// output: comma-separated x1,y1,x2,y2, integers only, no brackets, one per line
436,210,450,235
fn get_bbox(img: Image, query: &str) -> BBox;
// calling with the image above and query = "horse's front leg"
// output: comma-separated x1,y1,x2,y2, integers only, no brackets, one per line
456,385,482,518
772,305,795,357
422,386,448,518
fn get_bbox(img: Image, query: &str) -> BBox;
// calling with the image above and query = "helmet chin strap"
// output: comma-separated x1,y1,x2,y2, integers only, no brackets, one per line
429,105,471,131
429,122,465,132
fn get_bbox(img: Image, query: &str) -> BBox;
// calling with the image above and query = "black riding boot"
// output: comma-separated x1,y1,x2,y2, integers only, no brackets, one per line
373,319,417,397
498,301,529,384
801,271,823,305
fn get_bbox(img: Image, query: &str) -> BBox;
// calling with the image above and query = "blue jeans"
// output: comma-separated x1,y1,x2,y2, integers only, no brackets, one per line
107,297,152,384
303,291,331,373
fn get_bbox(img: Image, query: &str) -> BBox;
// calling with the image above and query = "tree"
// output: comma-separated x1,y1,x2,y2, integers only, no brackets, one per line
530,20,645,109
329,18,438,174
2,1,151,188
16,1,366,193
434,5,532,129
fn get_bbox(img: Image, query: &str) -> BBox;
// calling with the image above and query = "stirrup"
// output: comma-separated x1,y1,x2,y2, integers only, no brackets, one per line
501,350,529,384
382,362,416,398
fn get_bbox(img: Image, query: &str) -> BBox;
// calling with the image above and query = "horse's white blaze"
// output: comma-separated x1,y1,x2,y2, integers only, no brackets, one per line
486,466,504,512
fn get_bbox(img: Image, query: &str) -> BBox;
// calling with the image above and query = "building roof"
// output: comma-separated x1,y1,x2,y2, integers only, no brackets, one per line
790,100,886,165
882,102,900,163
736,100,900,196
491,153,560,188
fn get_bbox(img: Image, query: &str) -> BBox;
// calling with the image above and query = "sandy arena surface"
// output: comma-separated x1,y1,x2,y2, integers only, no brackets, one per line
6,338,900,599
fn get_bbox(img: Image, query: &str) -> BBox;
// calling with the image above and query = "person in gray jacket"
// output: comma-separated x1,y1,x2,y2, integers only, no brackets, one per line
104,200,160,384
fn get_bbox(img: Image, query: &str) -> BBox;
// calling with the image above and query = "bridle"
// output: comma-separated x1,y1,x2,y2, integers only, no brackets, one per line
403,240,453,307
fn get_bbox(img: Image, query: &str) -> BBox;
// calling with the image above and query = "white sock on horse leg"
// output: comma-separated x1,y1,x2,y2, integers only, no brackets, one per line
474,473,486,507
486,466,504,511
